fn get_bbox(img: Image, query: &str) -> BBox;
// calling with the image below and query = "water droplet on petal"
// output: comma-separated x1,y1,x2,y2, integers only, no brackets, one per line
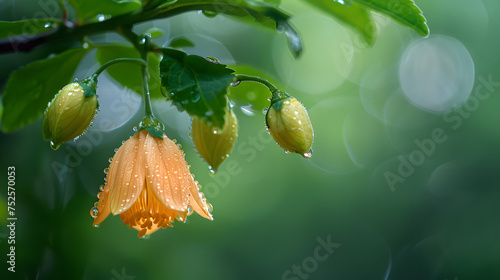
97,192,102,199
103,168,109,174
230,81,241,87
262,108,268,114
90,207,98,218
133,126,138,132
207,203,213,213
303,152,312,158
284,150,292,154
187,207,193,216
141,234,151,240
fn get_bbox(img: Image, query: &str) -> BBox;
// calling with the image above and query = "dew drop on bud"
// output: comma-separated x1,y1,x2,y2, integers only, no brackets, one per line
284,150,292,154
108,158,113,163
103,168,109,174
114,148,118,153
133,126,138,132
267,97,272,101
208,166,216,175
262,108,268,115
93,224,100,228
97,192,102,199
302,152,312,158
177,144,182,149
90,206,98,218
230,81,241,87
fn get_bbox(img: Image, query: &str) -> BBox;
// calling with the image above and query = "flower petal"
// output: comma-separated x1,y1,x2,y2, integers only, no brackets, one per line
109,131,147,215
145,133,190,212
188,182,213,220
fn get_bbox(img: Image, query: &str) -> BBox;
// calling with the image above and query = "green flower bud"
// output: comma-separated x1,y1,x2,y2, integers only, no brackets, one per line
42,78,99,150
191,109,238,174
266,92,314,158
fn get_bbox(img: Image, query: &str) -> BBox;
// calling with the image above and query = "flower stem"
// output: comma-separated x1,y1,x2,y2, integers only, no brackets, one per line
138,34,154,117
233,74,280,97
93,58,148,77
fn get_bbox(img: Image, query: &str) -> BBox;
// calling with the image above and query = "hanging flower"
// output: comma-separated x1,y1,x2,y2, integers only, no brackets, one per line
90,129,213,238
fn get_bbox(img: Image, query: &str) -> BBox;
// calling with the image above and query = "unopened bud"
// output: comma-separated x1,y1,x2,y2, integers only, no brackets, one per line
192,109,238,173
266,92,313,158
42,78,98,150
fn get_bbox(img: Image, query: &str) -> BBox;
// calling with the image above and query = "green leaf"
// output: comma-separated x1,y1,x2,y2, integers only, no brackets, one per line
156,0,302,57
354,0,428,36
1,48,90,132
159,48,235,128
302,0,376,45
0,19,60,40
95,44,163,99
66,0,141,23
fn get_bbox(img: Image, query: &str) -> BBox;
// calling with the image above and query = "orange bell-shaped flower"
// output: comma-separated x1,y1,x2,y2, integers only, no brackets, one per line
90,129,213,238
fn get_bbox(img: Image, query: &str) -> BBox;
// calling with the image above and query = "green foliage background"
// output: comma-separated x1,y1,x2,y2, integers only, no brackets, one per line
1,0,500,279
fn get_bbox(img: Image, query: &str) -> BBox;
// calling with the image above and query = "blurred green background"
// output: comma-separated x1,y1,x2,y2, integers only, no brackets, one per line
1,0,500,279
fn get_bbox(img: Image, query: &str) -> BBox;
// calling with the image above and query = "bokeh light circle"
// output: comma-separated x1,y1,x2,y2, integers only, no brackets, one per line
399,35,475,113
272,12,352,95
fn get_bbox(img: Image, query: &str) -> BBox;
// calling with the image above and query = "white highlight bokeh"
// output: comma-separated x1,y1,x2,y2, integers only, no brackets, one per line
399,35,475,113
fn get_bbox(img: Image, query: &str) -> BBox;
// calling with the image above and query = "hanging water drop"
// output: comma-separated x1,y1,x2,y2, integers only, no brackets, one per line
108,158,113,163
262,108,268,114
141,234,151,240
103,168,109,174
97,192,102,199
177,144,182,149
133,126,138,132
90,206,98,218
230,81,241,87
284,150,292,154
303,148,313,158
99,185,105,191
207,203,213,213
187,207,193,216
208,166,216,175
